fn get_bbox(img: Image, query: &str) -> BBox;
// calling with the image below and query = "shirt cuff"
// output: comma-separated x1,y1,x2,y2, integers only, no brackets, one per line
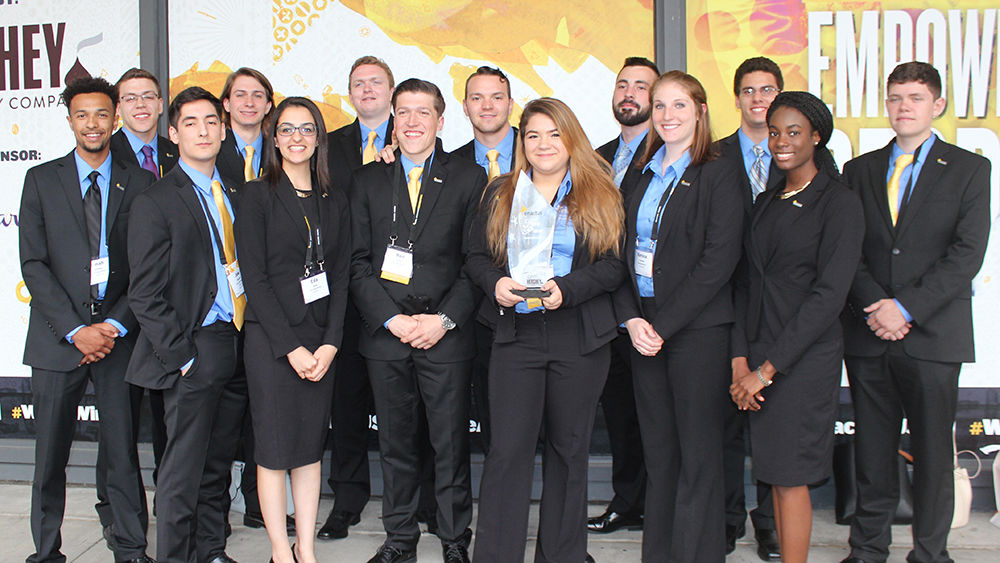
384,314,398,329
893,298,913,323
181,357,195,373
65,325,85,343
104,319,127,337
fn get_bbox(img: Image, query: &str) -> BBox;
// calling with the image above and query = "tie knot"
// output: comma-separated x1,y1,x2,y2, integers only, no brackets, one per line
408,167,423,183
367,130,377,143
211,180,224,194
141,145,154,157
753,145,765,158
244,145,254,159
87,170,100,185
486,149,499,163
894,153,915,170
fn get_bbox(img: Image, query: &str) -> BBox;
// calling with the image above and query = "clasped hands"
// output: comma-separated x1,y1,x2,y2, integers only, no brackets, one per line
387,314,447,350
494,277,563,310
286,344,338,381
730,357,773,411
75,322,119,366
864,298,911,341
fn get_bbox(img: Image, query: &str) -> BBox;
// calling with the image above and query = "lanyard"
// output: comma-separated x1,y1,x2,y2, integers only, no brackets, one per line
643,178,677,248
389,159,431,248
194,187,229,267
292,187,325,273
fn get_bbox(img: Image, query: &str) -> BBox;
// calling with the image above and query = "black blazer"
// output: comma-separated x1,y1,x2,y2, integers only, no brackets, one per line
613,157,744,341
841,137,991,363
730,171,864,372
125,165,242,389
217,129,263,188
235,173,351,358
19,151,153,371
451,127,519,166
716,130,784,218
109,129,179,177
465,180,627,355
596,132,650,198
326,116,395,194
349,148,485,362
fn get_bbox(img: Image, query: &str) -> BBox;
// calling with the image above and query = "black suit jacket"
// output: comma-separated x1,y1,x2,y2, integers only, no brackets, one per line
216,129,263,188
327,117,395,194
125,164,242,389
109,129,179,177
465,180,627,355
596,132,650,198
451,127,519,168
235,173,351,358
841,137,991,363
730,171,864,372
716,130,784,217
613,157,744,341
349,148,485,362
19,151,154,371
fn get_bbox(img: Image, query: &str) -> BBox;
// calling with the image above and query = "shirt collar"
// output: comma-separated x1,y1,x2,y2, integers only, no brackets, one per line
621,129,648,155
473,126,515,161
231,130,262,157
360,118,391,144
121,127,157,158
401,150,435,178
74,151,112,190
643,144,692,181
177,158,223,194
891,133,937,163
528,169,573,206
737,128,769,159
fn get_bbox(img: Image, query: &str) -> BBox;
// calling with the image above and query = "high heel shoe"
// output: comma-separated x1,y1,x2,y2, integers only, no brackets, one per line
268,545,298,563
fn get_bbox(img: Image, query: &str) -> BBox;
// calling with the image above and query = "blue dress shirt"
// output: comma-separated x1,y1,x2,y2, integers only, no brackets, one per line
67,152,127,341
473,127,516,175
737,128,771,182
885,134,937,322
516,169,575,314
122,127,158,170
232,131,263,175
360,118,390,156
635,146,692,297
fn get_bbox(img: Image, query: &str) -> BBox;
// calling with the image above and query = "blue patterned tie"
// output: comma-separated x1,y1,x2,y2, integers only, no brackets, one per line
613,144,632,188
750,145,767,202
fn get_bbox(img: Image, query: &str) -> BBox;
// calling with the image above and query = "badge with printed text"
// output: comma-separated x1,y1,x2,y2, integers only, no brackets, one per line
225,261,245,297
90,257,110,285
380,245,413,285
634,248,654,278
300,271,330,304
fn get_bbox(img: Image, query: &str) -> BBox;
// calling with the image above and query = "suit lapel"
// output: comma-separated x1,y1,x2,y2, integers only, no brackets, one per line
275,173,310,246
895,139,948,239
341,120,362,170
868,141,894,234
653,165,701,262
172,168,215,269
409,151,447,242
57,152,87,237
105,160,128,234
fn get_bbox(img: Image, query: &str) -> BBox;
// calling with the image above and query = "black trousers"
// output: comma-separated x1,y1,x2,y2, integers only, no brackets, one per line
845,348,961,563
367,351,472,549
631,324,729,563
29,338,147,562
474,310,609,563
155,322,246,563
598,331,646,515
326,303,374,515
722,404,775,530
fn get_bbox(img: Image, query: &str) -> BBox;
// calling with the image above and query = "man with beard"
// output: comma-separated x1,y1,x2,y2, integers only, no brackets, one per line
587,56,658,535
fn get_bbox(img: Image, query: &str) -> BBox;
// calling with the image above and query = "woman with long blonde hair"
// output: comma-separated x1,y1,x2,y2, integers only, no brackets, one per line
467,98,626,563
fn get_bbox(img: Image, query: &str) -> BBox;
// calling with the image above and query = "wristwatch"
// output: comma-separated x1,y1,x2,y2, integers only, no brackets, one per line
437,312,456,331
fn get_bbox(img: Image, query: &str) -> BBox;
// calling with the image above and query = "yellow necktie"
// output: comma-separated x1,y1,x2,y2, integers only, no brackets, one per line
243,145,256,182
407,167,423,213
211,180,245,329
486,149,501,181
887,153,914,225
363,130,377,165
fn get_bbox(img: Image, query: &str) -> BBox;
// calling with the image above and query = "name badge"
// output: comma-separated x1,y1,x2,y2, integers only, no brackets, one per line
634,248,654,278
225,261,245,297
90,257,110,285
380,244,413,285
300,271,330,304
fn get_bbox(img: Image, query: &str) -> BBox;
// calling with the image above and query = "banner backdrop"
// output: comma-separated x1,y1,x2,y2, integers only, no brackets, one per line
687,1,1000,452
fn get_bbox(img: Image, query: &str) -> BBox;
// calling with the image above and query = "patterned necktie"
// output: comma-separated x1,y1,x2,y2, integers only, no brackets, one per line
84,171,102,301
243,145,256,182
486,149,501,181
612,144,632,187
887,153,915,225
750,145,767,202
140,145,159,179
210,180,245,329
363,130,377,165
407,167,423,213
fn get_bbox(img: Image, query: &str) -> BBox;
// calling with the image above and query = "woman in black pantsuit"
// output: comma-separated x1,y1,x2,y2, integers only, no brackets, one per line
467,98,626,563
612,71,744,563
729,92,863,562
235,97,350,563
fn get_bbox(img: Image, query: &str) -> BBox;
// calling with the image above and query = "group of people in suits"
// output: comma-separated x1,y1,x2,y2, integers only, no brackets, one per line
19,50,988,563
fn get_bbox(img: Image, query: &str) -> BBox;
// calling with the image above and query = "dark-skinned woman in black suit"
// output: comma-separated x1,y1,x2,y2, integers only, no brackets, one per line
729,91,863,563
467,98,626,563
235,97,350,563
612,71,744,563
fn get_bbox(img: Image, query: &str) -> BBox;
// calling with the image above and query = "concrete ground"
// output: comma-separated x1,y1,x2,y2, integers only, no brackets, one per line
3,482,1000,562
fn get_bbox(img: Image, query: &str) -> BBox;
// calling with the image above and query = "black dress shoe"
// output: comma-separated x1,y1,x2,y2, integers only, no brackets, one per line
120,555,156,563
205,555,238,563
416,508,439,535
317,509,361,540
366,544,417,563
585,554,596,563
586,508,643,533
754,528,780,561
839,558,875,563
725,521,746,554
243,512,296,535
442,541,470,563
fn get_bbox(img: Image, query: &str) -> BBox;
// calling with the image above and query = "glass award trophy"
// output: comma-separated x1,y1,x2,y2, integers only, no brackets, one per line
507,171,556,300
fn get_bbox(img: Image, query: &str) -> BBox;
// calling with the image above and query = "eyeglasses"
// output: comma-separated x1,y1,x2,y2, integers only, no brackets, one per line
740,86,780,97
276,123,318,137
120,92,159,104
